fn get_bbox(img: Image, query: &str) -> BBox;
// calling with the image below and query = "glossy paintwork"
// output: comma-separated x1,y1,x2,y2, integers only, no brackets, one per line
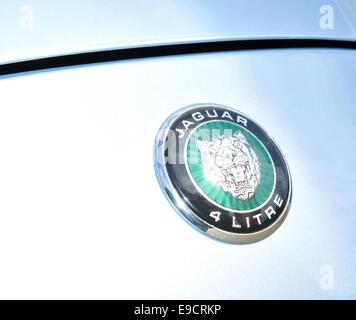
0,48,355,298
0,0,356,64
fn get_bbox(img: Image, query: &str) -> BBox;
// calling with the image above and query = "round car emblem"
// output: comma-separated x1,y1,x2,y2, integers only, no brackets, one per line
154,103,292,244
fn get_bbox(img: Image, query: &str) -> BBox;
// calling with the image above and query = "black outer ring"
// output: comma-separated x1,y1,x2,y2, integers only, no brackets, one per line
162,105,291,235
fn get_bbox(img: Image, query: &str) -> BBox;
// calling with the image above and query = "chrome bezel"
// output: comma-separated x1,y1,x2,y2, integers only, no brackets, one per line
154,103,292,244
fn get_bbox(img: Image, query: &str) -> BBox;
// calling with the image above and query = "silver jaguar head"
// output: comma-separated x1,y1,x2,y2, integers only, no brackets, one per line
197,131,261,200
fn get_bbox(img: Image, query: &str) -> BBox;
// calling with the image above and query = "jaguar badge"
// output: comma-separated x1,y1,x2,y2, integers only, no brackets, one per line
154,103,292,244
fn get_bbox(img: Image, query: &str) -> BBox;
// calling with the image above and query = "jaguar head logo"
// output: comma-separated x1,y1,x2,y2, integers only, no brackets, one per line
197,131,261,200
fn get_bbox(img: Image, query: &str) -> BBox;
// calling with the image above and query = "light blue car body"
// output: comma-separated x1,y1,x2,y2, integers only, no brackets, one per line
0,0,355,299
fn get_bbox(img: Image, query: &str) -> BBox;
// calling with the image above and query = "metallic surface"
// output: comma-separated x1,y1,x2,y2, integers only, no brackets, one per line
0,47,355,298
1,0,356,64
